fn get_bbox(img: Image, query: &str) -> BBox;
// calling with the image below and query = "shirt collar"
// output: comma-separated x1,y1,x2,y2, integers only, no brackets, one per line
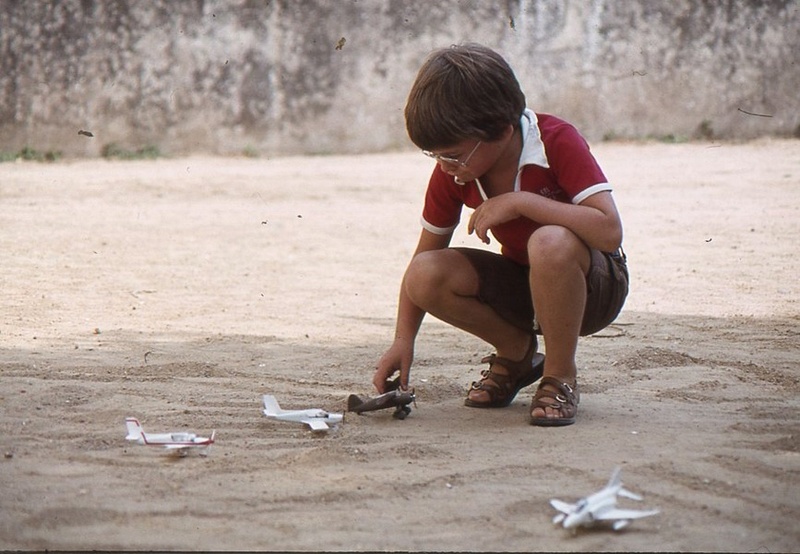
518,109,549,169
474,108,549,198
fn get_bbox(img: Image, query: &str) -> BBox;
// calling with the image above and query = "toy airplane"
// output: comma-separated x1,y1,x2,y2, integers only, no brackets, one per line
124,417,215,456
347,379,416,420
261,395,343,432
550,467,659,532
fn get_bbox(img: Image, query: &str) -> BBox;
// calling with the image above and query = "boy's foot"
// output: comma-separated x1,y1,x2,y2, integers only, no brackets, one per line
464,336,544,408
529,377,579,426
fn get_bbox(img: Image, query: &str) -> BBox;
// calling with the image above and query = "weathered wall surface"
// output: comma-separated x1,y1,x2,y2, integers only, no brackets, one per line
1,0,798,157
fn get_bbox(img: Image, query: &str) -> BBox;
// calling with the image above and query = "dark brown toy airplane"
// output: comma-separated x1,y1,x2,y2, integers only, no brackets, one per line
347,378,416,420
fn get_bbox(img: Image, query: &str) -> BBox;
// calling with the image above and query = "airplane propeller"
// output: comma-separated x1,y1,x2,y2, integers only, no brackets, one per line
392,387,416,420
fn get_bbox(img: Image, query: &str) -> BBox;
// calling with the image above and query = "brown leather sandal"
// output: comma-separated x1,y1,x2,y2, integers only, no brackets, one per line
464,337,545,408
529,376,580,426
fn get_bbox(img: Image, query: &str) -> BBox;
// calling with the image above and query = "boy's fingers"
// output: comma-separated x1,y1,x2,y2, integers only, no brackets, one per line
470,212,490,243
468,205,484,233
373,366,393,393
399,369,410,391
472,223,489,243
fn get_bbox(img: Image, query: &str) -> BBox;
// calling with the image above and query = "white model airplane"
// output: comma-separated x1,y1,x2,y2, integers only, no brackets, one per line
550,467,659,531
261,395,343,432
124,417,215,456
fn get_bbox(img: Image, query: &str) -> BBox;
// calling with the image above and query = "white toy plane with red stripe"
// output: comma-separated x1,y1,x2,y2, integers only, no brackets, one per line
125,417,215,456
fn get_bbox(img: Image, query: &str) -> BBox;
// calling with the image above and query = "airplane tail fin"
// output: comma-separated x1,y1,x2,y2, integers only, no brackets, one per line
607,466,622,488
125,417,144,442
610,467,644,501
262,395,282,415
200,430,216,457
347,394,365,413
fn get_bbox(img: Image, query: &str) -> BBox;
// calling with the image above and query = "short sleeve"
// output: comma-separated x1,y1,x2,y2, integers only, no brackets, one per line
421,167,464,235
544,123,610,204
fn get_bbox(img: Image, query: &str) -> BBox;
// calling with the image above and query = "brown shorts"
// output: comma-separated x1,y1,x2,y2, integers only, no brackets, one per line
453,247,629,336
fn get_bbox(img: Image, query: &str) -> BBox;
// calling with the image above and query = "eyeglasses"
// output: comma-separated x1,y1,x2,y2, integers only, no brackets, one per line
422,140,482,168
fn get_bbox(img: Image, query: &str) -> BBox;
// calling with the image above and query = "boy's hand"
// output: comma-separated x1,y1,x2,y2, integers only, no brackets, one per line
468,193,521,244
373,339,414,393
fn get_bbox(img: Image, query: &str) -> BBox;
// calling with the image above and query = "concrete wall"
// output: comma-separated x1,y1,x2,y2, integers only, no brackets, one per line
1,0,798,157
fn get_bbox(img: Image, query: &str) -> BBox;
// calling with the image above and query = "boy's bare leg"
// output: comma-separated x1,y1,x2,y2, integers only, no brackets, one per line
404,249,532,403
527,226,591,420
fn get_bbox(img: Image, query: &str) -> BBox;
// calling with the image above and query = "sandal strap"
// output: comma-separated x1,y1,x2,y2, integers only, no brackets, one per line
466,338,544,407
529,376,579,426
471,337,537,392
532,376,579,410
470,365,515,391
477,338,537,378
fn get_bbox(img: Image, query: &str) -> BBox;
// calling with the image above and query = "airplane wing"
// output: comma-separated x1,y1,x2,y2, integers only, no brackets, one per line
595,507,660,521
164,444,192,450
303,419,330,431
618,488,643,501
549,499,576,514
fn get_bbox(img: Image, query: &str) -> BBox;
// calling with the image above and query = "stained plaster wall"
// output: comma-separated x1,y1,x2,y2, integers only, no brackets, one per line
0,0,798,157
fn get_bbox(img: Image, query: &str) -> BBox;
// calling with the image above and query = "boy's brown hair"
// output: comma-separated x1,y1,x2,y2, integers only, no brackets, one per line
405,43,526,151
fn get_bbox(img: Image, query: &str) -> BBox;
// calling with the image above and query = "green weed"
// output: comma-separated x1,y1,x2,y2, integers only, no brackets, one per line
101,143,162,160
0,146,62,163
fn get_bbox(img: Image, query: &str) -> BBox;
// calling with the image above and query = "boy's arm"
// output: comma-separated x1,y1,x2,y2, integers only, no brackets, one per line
373,228,452,393
468,190,622,253
393,229,452,343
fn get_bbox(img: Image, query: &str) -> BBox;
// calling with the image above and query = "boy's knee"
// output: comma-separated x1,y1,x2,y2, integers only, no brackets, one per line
404,249,474,307
404,250,447,302
529,226,575,257
406,250,440,281
527,226,587,270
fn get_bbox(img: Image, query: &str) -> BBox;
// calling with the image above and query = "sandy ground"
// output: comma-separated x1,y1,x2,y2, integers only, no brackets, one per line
0,140,798,552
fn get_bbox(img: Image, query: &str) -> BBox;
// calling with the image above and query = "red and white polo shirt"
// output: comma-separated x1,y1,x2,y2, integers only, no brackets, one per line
421,109,611,266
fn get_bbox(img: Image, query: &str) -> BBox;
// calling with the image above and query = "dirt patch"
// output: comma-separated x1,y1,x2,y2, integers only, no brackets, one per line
1,142,799,551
